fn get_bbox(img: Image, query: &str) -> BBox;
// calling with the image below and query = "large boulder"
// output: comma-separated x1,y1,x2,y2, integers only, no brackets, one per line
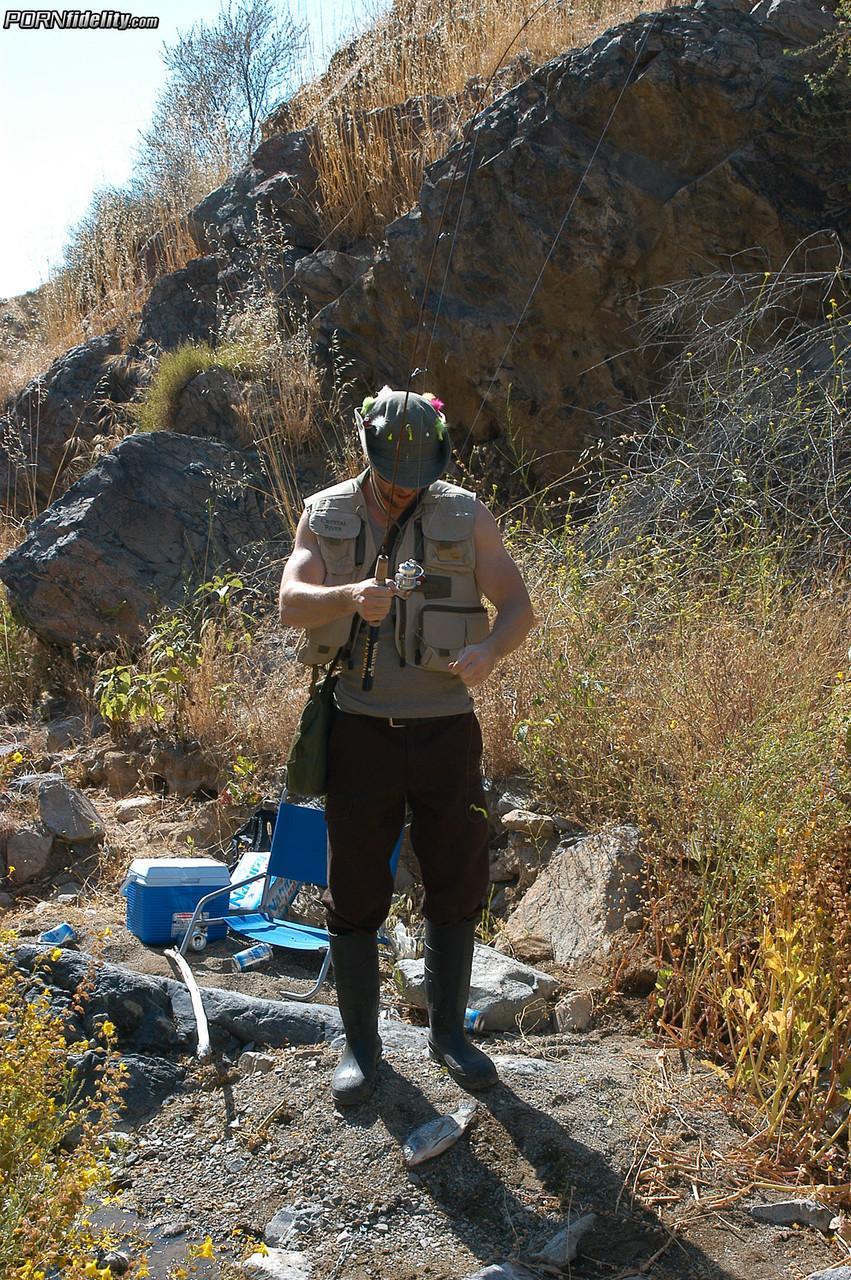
396,941,559,1030
503,826,644,968
190,128,321,256
133,256,221,353
316,0,847,480
0,432,285,649
0,331,134,508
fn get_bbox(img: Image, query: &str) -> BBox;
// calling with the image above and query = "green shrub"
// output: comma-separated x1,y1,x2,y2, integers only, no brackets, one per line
0,945,124,1279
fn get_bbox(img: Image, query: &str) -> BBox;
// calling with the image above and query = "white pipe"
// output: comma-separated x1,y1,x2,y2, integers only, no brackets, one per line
165,947,211,1060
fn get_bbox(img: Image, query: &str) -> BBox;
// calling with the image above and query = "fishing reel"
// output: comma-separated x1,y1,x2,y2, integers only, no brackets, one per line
394,559,425,596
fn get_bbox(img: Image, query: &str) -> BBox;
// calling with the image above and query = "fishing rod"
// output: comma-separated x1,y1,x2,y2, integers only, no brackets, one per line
360,1,558,692
360,2,660,689
360,369,428,692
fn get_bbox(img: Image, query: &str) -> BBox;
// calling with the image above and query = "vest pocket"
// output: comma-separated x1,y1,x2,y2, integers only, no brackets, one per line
416,604,489,671
423,537,475,571
297,613,354,665
319,535,357,577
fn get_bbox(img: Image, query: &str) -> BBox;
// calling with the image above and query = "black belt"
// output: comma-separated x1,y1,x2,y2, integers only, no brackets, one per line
337,710,471,729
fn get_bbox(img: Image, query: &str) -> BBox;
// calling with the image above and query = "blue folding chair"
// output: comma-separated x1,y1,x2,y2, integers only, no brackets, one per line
178,801,401,1003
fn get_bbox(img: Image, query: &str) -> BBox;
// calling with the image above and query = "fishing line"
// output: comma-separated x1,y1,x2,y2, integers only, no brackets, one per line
420,0,560,379
368,0,560,565
457,8,662,458
375,1,559,548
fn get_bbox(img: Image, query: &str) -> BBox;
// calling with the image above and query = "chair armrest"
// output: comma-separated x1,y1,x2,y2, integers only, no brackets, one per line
174,880,261,962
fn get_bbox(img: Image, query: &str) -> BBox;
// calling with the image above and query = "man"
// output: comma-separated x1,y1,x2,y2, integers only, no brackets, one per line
279,387,535,1106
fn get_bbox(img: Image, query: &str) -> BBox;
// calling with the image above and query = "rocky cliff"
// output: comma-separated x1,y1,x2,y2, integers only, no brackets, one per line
0,0,847,644
196,0,849,480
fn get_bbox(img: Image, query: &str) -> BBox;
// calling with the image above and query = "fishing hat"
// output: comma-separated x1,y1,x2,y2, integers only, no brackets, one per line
355,386,451,489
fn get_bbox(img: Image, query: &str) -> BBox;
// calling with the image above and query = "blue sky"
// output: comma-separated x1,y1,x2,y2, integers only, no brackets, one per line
0,1,378,298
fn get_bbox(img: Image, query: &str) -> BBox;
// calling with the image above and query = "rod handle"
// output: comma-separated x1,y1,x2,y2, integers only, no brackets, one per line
362,555,390,692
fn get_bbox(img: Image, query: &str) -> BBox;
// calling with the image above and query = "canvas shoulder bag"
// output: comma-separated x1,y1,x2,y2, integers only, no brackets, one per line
284,662,339,798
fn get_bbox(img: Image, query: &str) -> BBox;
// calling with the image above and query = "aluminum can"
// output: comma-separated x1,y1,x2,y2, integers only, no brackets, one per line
232,942,273,972
39,922,77,947
464,1008,486,1034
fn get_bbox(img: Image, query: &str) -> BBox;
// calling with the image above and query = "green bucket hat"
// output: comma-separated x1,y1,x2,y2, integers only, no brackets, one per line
355,386,451,489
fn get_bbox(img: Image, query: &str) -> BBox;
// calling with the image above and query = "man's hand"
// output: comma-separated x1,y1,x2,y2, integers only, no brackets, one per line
350,577,398,625
449,642,497,688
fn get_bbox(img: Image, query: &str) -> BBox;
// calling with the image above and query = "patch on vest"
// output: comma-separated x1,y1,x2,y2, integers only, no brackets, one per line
308,502,362,540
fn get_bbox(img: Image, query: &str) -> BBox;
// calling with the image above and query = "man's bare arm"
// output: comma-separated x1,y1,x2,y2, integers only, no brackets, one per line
449,500,536,687
278,510,397,628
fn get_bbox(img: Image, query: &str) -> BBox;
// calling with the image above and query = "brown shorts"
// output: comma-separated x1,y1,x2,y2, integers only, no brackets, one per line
322,709,490,931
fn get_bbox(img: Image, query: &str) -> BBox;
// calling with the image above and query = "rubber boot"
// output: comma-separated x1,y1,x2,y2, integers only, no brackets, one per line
424,919,498,1091
329,929,381,1106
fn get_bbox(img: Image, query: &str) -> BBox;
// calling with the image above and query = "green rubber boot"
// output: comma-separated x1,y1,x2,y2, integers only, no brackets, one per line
424,919,498,1091
329,929,381,1106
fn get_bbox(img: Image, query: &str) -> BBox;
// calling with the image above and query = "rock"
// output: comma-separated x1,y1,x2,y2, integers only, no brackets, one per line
504,827,644,967
459,1264,533,1280
316,0,847,483
292,249,370,308
7,827,54,882
492,1056,559,1079
242,1249,312,1280
396,941,558,1030
496,788,535,817
190,127,321,261
240,1050,278,1075
171,368,252,448
157,1218,189,1238
751,0,837,41
38,781,105,845
501,809,556,840
0,432,285,650
265,1206,322,1247
46,715,86,750
103,752,143,797
0,331,131,508
554,991,594,1033
147,745,223,798
0,891,13,909
134,257,220,352
807,1269,851,1280
115,1054,186,1124
528,1211,597,1266
100,1250,131,1275
9,771,64,792
12,943,427,1062
66,1048,185,1125
749,1199,838,1232
490,832,556,891
115,796,158,823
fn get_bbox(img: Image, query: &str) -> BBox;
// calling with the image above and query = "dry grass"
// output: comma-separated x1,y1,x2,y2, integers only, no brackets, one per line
41,189,206,357
287,0,678,243
477,526,851,1183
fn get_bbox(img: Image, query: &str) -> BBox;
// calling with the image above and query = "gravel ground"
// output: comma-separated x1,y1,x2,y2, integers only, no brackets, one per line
5,791,848,1279
89,1027,843,1280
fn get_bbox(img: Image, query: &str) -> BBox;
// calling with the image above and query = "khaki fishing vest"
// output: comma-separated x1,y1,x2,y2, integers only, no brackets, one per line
297,474,489,670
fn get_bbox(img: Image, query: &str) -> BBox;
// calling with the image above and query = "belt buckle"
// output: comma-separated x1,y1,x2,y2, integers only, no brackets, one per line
388,717,406,728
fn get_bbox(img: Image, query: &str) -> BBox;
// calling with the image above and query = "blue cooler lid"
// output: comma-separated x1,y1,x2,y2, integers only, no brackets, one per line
122,857,230,889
